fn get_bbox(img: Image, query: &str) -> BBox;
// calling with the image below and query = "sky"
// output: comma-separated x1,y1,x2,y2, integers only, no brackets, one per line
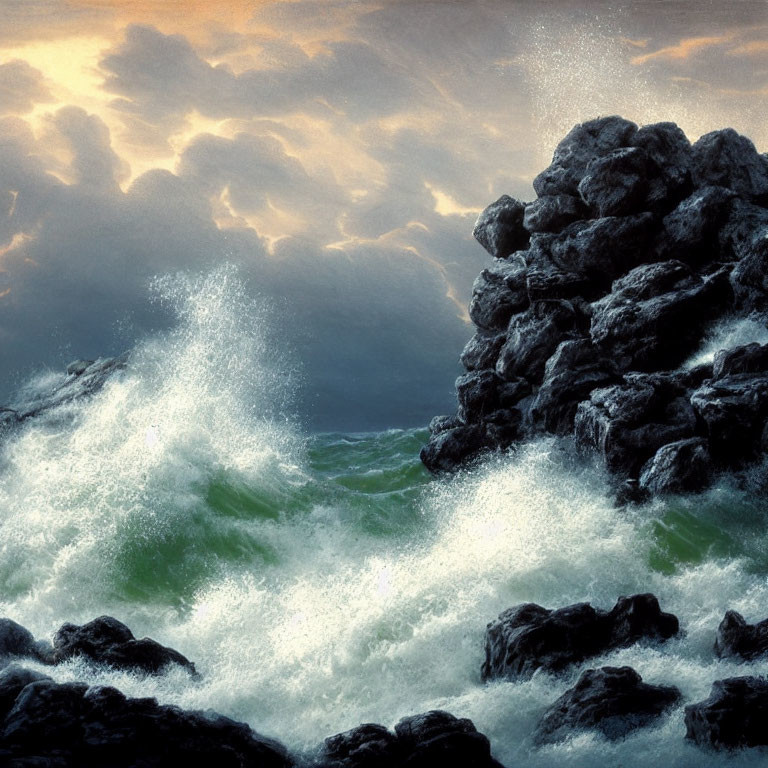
2,0,768,430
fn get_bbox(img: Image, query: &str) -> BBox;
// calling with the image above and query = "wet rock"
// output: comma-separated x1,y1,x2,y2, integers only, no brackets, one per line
523,194,586,233
685,676,768,749
574,373,698,477
730,227,768,312
496,300,581,383
482,594,678,681
715,610,768,662
468,256,529,332
578,147,651,217
0,665,52,719
322,723,399,768
530,213,655,289
53,616,196,677
473,195,529,259
1,678,291,767
0,620,39,665
394,710,502,768
66,359,95,377
460,332,506,371
427,415,460,436
525,266,595,302
638,438,713,495
692,128,768,202
419,424,489,474
533,116,638,197
715,199,768,261
532,339,620,435
590,261,731,372
535,666,681,744
630,121,693,209
690,372,768,462
657,186,736,265
456,370,530,423
713,342,768,379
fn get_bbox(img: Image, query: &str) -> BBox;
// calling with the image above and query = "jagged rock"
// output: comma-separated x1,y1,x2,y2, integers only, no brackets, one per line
427,415,460,436
525,266,594,301
692,128,768,202
638,437,713,495
529,213,655,289
468,256,528,332
419,424,490,473
657,186,736,265
629,121,693,209
574,372,699,477
460,332,506,371
713,342,768,378
523,194,586,233
590,261,731,372
1,677,291,767
482,594,678,682
473,196,529,259
718,199,768,260
532,339,620,434
690,372,768,462
535,666,681,744
0,665,51,719
578,147,651,217
496,300,581,383
715,610,768,661
533,116,638,197
456,370,530,423
730,227,768,312
322,723,399,768
394,710,502,768
685,676,768,749
53,616,196,677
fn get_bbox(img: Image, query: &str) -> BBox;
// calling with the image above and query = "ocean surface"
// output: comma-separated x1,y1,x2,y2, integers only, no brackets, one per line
1,270,768,767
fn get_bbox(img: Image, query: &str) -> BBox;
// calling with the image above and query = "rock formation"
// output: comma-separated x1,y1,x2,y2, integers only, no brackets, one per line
422,117,768,498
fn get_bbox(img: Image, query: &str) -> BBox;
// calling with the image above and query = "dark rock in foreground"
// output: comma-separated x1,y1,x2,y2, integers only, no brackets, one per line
320,710,503,768
715,610,768,661
0,666,291,768
53,616,197,677
535,666,681,744
422,116,768,498
482,594,679,681
685,676,768,749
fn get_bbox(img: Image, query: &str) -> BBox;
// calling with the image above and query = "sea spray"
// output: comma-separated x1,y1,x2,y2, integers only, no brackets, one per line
1,271,768,765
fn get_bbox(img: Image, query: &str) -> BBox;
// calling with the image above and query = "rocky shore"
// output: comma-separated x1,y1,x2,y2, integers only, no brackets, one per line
422,117,768,500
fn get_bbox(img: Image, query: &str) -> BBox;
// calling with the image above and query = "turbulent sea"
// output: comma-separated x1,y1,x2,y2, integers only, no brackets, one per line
2,270,768,767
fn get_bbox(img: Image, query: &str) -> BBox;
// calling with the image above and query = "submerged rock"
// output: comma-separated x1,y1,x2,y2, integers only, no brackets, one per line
482,594,678,681
638,437,713,495
53,616,196,677
685,676,768,749
535,666,681,744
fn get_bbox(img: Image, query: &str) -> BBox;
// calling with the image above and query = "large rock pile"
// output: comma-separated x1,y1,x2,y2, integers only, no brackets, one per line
422,117,768,496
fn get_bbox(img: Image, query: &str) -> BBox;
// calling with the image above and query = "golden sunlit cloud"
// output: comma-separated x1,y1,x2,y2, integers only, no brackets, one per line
631,34,733,65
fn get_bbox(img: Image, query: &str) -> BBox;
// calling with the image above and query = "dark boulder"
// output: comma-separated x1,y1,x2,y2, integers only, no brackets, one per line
715,610,768,661
532,339,620,435
1,678,291,767
0,665,52,720
574,373,698,477
482,594,678,682
53,616,196,677
419,424,490,474
657,186,736,265
535,666,681,744
685,676,768,749
690,372,768,462
529,213,655,289
460,332,506,371
468,256,528,332
0,619,40,664
525,265,595,302
638,438,713,495
496,300,581,383
730,228,768,312
523,194,586,233
578,147,651,217
472,195,529,259
427,415,460,436
394,710,502,768
322,723,399,768
713,342,768,378
716,198,768,261
533,116,638,197
692,128,768,202
589,260,731,372
456,370,530,423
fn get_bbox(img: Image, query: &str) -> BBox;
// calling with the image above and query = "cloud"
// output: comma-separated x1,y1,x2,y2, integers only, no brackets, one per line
0,60,54,115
